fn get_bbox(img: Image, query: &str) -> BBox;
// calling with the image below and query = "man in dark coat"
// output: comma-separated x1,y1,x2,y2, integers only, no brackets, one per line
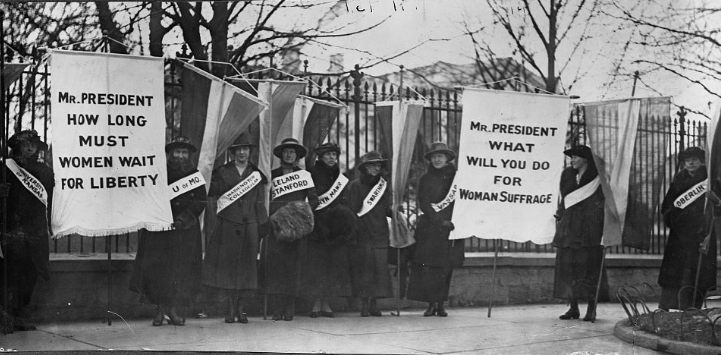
347,150,394,316
0,130,54,332
407,142,464,317
553,145,608,322
300,142,355,318
658,146,718,310
263,137,318,321
203,132,268,324
130,136,206,326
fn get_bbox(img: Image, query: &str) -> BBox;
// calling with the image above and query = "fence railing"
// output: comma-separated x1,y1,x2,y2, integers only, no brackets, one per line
2,56,709,255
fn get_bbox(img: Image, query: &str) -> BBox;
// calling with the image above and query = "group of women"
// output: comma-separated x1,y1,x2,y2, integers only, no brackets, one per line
132,133,463,326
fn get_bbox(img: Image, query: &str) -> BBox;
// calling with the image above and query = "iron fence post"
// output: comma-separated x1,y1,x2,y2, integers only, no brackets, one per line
350,64,363,164
678,106,686,153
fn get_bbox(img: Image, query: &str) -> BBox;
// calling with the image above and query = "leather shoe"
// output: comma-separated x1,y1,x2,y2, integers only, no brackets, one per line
167,308,185,326
310,312,320,318
320,311,335,318
423,303,436,317
360,311,370,317
369,309,382,317
283,314,294,321
238,313,249,324
559,309,580,320
272,313,283,321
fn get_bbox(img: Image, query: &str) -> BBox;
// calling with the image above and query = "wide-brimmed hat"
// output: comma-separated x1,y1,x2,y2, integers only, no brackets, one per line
8,129,48,151
165,136,197,153
680,146,705,161
424,141,456,162
563,145,594,161
229,132,255,150
358,150,387,170
273,137,307,159
314,142,341,157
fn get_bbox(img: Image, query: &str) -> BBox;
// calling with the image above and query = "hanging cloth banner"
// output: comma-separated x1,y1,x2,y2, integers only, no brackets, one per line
6,158,48,206
673,181,706,209
357,177,387,217
450,88,569,242
169,171,206,200
50,50,173,237
270,169,314,200
564,176,601,209
431,184,457,213
316,174,348,210
216,171,262,213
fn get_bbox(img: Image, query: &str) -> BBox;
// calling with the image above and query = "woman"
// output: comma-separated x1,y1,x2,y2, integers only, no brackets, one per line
347,150,394,316
300,143,355,318
264,138,319,321
553,145,608,322
658,146,718,310
407,142,465,317
131,136,206,326
203,133,268,324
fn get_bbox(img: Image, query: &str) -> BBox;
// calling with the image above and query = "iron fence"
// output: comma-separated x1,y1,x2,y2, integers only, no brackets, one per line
2,55,709,255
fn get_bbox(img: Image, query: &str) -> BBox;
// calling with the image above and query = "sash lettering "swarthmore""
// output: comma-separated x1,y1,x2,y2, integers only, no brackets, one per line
271,170,314,200
6,158,47,206
217,171,262,213
357,177,387,217
169,171,206,200
432,184,457,212
674,181,706,209
316,174,349,211
563,176,600,209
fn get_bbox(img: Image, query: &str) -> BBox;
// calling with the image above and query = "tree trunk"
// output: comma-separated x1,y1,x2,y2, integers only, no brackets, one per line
546,0,558,93
149,1,164,57
95,2,127,54
209,1,229,77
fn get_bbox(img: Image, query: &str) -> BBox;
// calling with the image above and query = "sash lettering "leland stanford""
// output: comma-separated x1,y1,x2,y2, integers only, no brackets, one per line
271,170,314,200
674,181,706,209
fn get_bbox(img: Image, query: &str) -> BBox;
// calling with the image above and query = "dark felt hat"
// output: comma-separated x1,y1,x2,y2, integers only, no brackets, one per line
563,145,594,161
424,141,456,162
229,132,255,149
273,137,307,159
680,146,705,161
358,150,387,170
165,135,197,153
8,129,48,151
314,142,341,157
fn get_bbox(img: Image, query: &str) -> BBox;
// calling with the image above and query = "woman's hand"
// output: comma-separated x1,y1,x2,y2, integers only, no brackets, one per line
706,191,721,206
440,220,455,231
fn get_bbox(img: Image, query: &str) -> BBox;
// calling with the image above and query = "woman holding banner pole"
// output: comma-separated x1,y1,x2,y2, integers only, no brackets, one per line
658,146,718,311
553,145,608,322
348,151,394,317
407,142,465,317
202,133,268,324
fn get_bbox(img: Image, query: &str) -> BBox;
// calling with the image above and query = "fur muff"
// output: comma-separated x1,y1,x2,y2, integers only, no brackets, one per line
271,201,315,242
319,205,357,242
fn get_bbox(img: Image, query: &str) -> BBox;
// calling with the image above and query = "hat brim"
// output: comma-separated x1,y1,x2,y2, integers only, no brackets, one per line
563,148,592,160
273,143,307,159
165,142,197,153
315,146,341,156
424,149,456,162
8,137,48,152
358,158,387,170
229,143,256,150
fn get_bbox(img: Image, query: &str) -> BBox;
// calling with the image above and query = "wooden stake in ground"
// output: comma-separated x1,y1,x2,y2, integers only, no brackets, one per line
487,240,499,318
592,247,608,324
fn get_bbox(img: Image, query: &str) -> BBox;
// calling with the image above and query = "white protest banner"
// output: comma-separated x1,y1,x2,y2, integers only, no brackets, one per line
50,50,173,237
450,88,569,243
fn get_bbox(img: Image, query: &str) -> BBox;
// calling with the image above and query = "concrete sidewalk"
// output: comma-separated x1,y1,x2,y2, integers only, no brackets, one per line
1,303,664,354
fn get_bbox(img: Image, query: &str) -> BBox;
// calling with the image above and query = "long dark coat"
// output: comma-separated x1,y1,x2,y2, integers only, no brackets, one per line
658,166,717,307
552,165,609,301
347,170,394,299
261,166,318,296
130,165,206,307
203,162,267,292
0,157,53,314
407,164,464,303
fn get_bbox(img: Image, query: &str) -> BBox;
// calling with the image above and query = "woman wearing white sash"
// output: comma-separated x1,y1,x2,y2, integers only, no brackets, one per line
407,142,465,317
203,133,268,324
300,142,356,318
553,145,608,322
658,146,718,310
347,150,394,316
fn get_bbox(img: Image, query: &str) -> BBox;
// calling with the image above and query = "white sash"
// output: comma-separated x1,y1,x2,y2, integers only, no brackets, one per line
673,181,706,209
563,176,600,209
217,171,262,213
315,174,349,211
6,158,47,206
168,171,206,200
357,177,387,217
271,170,315,200
431,184,457,213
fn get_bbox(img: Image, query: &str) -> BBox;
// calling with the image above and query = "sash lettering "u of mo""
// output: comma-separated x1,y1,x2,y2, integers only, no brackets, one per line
357,177,387,217
674,181,706,209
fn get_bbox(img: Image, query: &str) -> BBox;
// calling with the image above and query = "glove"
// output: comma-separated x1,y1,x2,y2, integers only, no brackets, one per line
440,220,455,231
172,219,186,230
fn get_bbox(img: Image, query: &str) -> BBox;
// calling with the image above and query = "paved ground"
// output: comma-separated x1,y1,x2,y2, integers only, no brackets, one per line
1,303,666,354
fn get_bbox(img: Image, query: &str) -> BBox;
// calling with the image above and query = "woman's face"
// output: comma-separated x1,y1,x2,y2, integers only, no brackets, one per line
232,146,251,163
430,153,448,169
19,141,38,158
321,151,338,167
365,162,382,177
282,148,297,164
685,156,702,173
570,155,588,170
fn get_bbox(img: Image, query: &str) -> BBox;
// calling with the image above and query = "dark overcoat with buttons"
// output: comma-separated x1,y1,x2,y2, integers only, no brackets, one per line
202,162,267,292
